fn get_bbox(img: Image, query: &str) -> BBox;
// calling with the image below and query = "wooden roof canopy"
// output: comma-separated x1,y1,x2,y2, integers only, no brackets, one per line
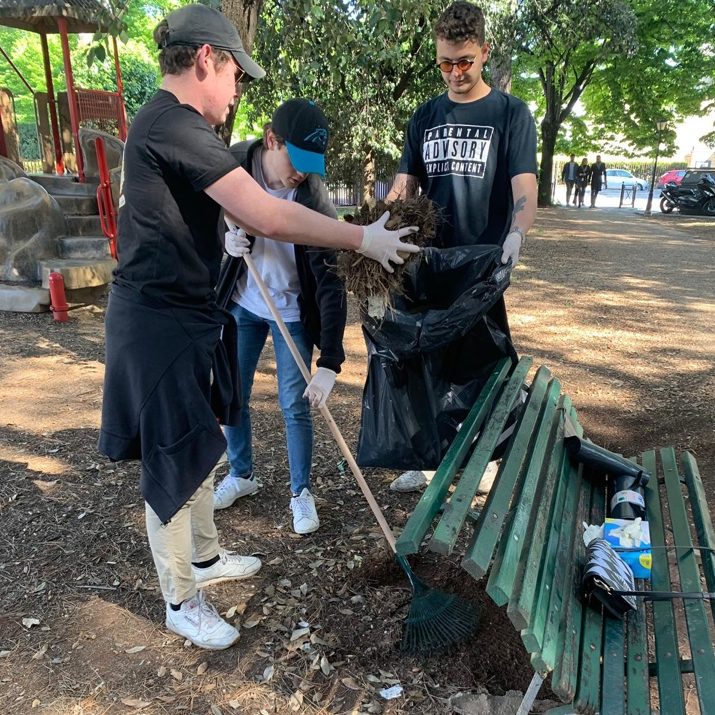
0,0,113,34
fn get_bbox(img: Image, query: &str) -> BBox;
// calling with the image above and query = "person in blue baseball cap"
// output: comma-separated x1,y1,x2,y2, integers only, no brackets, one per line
214,99,344,540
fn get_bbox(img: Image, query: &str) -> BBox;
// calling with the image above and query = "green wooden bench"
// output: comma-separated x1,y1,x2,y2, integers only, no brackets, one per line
396,356,715,714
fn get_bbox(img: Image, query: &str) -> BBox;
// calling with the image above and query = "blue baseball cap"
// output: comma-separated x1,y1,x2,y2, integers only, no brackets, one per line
271,99,329,176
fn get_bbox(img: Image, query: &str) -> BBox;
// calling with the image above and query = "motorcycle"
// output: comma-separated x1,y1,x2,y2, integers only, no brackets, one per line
660,173,715,215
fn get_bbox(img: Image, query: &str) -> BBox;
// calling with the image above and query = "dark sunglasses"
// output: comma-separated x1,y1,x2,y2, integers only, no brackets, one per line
437,58,476,73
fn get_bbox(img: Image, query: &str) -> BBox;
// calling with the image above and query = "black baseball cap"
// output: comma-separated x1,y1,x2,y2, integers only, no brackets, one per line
161,4,265,81
271,99,329,176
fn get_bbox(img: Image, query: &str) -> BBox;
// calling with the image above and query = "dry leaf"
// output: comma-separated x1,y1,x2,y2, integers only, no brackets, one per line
225,605,237,619
289,691,304,711
320,656,333,675
125,645,146,654
31,700,41,708
0,651,11,658
197,661,209,675
156,695,176,703
341,677,361,690
31,644,47,660
243,618,261,629
157,666,167,677
228,701,240,710
290,627,310,641
210,705,222,715
22,618,41,629
263,665,274,682
120,698,151,709
170,668,183,681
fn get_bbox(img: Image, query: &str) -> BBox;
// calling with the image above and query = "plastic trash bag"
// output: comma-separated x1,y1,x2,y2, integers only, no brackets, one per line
356,245,516,469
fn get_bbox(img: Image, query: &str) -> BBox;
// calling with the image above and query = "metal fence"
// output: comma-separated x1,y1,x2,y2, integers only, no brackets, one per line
325,180,391,207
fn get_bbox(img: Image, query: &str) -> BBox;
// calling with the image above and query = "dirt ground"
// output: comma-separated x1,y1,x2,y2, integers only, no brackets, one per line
0,208,712,715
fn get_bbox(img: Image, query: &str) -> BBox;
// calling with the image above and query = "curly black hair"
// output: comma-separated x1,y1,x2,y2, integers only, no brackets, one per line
434,2,485,45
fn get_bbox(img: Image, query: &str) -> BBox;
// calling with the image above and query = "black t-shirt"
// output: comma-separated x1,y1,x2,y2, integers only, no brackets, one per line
114,90,238,308
398,89,537,247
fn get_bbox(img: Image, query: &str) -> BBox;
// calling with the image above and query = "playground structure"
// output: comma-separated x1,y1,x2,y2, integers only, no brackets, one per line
0,1,126,310
0,0,127,180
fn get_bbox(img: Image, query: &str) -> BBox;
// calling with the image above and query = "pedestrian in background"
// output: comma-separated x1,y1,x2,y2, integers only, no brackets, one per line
561,153,578,206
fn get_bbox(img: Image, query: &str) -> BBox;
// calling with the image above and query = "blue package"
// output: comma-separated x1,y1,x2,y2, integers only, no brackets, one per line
604,518,652,580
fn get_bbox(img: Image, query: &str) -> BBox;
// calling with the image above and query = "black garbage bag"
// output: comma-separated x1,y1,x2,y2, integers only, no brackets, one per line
356,245,516,470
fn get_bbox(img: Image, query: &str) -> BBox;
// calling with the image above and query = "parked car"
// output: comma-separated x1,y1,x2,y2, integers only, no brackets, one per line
605,169,648,191
656,169,687,189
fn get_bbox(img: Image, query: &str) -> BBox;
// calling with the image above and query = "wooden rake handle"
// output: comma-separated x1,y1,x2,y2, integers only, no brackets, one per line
224,219,397,552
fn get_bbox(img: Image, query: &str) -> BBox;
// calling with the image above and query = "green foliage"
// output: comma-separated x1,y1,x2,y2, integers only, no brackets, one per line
18,123,40,160
251,0,444,188
581,0,715,155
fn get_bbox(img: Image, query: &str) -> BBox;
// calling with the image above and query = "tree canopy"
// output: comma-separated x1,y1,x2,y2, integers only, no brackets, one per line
1,0,713,199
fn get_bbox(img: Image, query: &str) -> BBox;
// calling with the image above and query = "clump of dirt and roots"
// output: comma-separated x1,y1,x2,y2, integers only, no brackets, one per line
337,197,436,315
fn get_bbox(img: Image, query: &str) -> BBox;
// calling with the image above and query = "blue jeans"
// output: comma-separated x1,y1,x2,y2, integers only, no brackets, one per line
224,304,313,495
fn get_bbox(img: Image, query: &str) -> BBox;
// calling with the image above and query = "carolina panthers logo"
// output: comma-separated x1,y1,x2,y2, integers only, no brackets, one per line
304,127,328,150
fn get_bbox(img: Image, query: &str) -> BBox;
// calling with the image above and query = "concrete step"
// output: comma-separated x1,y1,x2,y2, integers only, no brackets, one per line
27,174,98,196
53,193,99,215
65,215,103,236
58,235,112,259
40,258,116,290
0,284,50,313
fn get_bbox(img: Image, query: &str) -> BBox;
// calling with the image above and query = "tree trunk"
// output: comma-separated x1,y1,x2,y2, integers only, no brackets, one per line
218,0,264,145
538,117,559,207
489,45,512,93
362,149,376,205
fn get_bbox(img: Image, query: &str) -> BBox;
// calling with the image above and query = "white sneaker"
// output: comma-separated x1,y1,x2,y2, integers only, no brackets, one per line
290,488,319,534
390,470,428,492
192,550,262,589
165,591,239,650
213,475,259,510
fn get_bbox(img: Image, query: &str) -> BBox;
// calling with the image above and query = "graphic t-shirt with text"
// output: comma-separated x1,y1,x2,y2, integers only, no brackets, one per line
398,89,537,247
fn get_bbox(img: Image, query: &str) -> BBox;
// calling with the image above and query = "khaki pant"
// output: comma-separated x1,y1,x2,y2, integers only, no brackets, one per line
145,475,219,605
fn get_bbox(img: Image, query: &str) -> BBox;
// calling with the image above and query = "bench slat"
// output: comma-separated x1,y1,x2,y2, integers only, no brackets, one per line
515,396,571,638
462,365,552,579
429,356,533,556
551,465,590,701
681,452,715,622
626,594,649,715
660,447,715,709
623,455,651,715
486,377,562,606
643,449,686,715
574,481,607,713
602,617,627,714
526,401,582,673
395,357,512,556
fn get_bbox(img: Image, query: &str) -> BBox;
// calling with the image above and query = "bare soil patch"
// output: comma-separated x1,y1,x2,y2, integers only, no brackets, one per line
0,208,712,713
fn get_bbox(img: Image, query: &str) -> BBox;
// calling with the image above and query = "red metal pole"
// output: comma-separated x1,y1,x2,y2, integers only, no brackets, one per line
56,17,84,182
112,36,128,141
39,32,64,175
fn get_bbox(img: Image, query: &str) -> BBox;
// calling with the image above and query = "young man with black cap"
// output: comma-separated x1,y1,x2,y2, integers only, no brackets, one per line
99,4,418,650
213,99,344,535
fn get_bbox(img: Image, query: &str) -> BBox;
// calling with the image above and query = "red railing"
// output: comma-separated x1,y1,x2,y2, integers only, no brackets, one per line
95,137,118,260
75,89,128,141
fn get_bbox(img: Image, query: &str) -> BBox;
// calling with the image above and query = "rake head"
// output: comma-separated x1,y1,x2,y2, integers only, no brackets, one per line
400,582,480,653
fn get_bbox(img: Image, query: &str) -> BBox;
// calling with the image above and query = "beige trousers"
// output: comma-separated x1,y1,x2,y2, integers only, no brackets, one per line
145,475,219,605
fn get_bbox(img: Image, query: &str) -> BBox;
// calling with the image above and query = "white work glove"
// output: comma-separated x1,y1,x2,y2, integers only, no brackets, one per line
225,227,250,257
303,367,337,408
357,211,420,273
501,229,524,268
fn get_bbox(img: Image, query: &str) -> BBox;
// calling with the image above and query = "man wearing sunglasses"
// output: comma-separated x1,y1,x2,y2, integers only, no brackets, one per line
99,4,418,651
385,1,537,492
